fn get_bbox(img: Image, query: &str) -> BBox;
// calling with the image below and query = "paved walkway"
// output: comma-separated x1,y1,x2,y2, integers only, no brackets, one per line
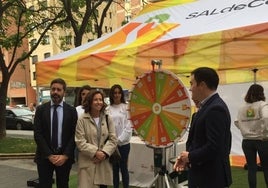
0,159,38,188
0,130,79,187
0,158,77,188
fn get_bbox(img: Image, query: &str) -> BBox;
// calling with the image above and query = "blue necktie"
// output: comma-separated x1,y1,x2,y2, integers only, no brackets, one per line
52,105,59,149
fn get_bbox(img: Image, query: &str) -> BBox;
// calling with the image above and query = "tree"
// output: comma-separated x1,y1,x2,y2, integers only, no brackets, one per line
0,0,63,138
59,0,122,48
0,0,133,139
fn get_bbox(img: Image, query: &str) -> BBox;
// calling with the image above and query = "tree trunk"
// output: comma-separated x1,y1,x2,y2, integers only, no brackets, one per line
0,74,9,139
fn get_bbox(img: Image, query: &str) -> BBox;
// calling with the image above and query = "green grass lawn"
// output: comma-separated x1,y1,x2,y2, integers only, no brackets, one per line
62,166,266,188
231,166,266,188
0,137,266,187
0,137,36,153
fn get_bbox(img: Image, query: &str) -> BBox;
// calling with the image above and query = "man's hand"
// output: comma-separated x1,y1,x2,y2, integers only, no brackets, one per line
173,156,187,172
48,155,68,166
180,151,190,163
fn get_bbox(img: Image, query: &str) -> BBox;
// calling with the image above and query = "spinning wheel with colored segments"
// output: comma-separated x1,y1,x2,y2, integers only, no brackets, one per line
129,69,192,148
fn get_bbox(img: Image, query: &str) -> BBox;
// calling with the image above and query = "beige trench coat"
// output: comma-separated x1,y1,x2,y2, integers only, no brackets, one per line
75,112,118,188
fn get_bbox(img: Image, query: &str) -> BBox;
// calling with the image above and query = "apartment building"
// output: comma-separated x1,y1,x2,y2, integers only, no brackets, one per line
25,0,145,104
1,0,147,106
2,49,36,107
2,9,37,107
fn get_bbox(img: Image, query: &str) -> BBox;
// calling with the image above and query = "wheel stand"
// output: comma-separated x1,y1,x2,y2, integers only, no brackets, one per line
147,147,176,188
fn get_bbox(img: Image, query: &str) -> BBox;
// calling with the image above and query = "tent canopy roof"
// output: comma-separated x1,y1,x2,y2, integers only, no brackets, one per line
36,0,268,89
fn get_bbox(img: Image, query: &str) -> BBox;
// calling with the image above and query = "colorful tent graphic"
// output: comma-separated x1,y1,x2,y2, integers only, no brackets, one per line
36,0,268,89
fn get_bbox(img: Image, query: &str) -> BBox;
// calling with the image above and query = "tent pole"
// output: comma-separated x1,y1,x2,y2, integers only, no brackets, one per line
151,59,162,70
252,68,258,84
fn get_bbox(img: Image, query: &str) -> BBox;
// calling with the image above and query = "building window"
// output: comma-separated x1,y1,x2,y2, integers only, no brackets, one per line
66,35,72,45
95,9,99,17
105,26,108,33
126,15,131,22
44,52,51,59
33,72,36,80
32,55,38,64
41,0,48,7
109,12,112,19
42,35,50,45
29,5,34,11
41,18,49,29
94,24,98,33
30,39,37,48
110,27,112,32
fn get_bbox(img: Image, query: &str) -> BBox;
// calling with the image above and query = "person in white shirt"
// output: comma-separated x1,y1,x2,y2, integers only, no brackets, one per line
75,85,91,117
235,84,268,188
107,84,132,188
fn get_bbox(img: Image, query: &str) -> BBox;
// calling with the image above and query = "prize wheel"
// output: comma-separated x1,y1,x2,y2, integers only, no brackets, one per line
129,69,191,148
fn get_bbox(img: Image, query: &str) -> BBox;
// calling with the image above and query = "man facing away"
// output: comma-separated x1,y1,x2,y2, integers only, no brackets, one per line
34,78,78,188
174,67,232,188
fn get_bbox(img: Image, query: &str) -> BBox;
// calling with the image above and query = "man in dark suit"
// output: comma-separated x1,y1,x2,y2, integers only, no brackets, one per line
34,78,78,188
174,67,232,188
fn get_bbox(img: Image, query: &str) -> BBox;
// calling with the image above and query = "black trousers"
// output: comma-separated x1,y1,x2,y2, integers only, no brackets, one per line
242,139,268,188
36,159,72,188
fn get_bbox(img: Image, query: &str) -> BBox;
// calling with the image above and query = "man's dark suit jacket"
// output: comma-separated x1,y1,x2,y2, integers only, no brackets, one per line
186,93,232,188
34,101,78,164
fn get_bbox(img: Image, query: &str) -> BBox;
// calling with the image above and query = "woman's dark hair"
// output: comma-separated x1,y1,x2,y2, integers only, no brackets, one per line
74,85,91,107
84,89,106,113
244,84,265,103
109,84,126,105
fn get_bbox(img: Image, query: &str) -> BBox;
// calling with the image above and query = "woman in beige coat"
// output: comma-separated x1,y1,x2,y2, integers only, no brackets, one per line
75,89,118,188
